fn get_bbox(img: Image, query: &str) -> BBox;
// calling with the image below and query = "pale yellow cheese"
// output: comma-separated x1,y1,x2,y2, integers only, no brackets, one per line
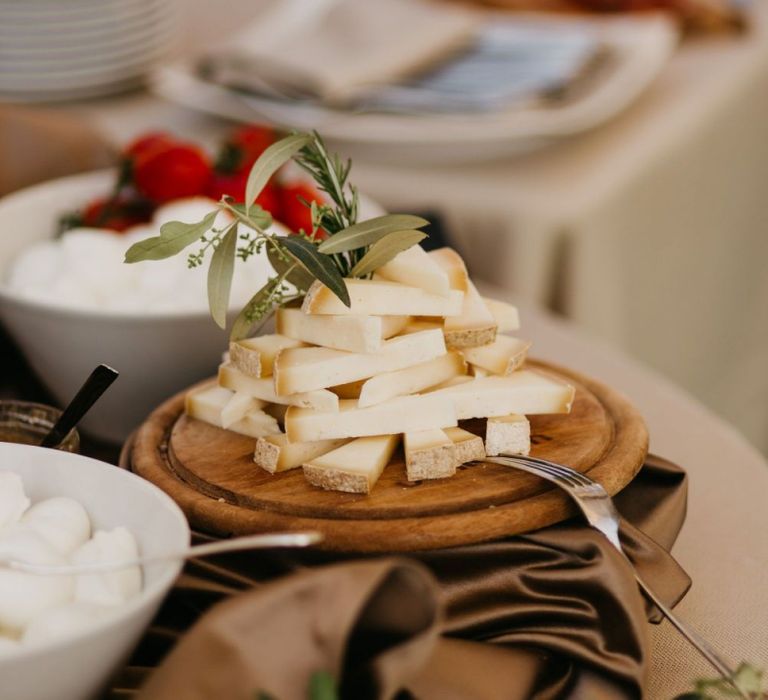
444,427,486,466
273,329,446,395
218,363,339,412
303,435,400,494
357,351,467,408
462,336,531,376
483,298,520,332
443,280,497,349
428,248,469,291
285,394,457,442
302,279,463,317
375,244,451,296
404,429,456,481
185,385,280,438
485,414,531,457
433,370,574,419
254,434,348,473
469,364,489,378
276,307,408,353
229,334,304,378
221,391,266,429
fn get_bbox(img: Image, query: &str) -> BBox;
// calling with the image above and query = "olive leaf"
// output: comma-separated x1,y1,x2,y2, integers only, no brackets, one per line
228,203,273,230
279,236,350,307
267,242,314,292
229,277,281,341
245,133,312,212
308,671,338,700
207,226,238,329
317,214,429,254
124,211,217,263
349,229,427,277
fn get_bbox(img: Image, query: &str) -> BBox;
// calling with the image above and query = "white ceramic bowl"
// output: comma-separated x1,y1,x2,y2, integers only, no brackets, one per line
0,442,190,700
0,170,383,443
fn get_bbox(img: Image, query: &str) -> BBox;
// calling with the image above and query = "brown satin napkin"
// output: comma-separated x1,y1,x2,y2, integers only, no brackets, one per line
120,455,689,700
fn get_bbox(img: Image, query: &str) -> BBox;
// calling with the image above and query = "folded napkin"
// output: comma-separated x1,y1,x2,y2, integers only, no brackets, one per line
200,0,480,104
117,455,688,700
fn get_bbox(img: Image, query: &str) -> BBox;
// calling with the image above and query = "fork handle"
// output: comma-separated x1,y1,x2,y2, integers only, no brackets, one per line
633,572,748,698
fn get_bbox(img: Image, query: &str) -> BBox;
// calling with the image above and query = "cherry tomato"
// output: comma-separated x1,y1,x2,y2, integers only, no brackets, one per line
133,144,212,203
278,182,326,239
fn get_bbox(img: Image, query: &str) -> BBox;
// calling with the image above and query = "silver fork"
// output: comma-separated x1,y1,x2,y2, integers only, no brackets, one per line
481,454,749,699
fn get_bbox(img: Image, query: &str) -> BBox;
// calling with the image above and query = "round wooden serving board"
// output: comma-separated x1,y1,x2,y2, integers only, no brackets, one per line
129,360,648,552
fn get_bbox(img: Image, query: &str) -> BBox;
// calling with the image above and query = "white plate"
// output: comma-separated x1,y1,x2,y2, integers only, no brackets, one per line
154,13,678,164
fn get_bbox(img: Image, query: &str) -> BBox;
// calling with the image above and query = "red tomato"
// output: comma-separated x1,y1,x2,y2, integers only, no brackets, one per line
123,132,175,160
278,182,326,239
206,172,280,216
229,125,276,171
133,144,212,203
81,197,151,232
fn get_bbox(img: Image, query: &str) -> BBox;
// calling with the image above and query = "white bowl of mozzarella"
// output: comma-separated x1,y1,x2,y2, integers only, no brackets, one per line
0,442,189,700
0,170,382,443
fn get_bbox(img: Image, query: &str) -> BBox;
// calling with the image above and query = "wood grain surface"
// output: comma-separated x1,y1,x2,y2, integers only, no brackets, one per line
129,360,648,552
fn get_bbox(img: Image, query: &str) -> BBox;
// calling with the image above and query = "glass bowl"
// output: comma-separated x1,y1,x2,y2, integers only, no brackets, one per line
0,399,79,452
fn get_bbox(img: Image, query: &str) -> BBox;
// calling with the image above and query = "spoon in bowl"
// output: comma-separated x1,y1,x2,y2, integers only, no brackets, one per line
0,531,324,576
40,364,119,448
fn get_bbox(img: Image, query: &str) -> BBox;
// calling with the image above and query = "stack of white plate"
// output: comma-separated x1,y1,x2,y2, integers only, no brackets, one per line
0,0,178,103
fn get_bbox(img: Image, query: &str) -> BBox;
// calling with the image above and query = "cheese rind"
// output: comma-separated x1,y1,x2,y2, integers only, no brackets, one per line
302,279,463,317
254,434,348,473
443,280,497,350
357,352,467,408
375,245,451,296
303,435,399,494
444,427,486,466
485,414,531,457
285,394,457,442
218,363,339,412
274,329,446,395
483,298,520,332
185,386,281,438
462,336,531,376
229,334,304,378
404,429,457,481
434,370,574,419
275,307,408,353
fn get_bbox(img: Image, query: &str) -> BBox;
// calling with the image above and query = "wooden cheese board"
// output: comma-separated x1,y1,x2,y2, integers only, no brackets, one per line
126,360,648,552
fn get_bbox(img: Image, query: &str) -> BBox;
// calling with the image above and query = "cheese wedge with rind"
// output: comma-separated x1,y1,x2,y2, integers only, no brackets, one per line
357,351,467,408
404,429,456,481
285,394,457,442
221,391,265,429
229,334,304,378
462,336,531,376
302,279,463,317
375,245,450,296
274,329,446,395
428,247,469,291
254,434,348,473
434,370,574,419
185,386,281,438
443,280,497,350
485,414,530,457
303,435,399,494
218,364,339,412
444,427,486,466
276,307,408,353
483,298,520,332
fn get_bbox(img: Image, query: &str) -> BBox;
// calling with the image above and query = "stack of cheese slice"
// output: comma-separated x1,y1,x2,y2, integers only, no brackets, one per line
185,246,575,494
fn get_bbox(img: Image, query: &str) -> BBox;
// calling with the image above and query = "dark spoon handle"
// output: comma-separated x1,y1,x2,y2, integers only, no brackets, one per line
40,364,119,448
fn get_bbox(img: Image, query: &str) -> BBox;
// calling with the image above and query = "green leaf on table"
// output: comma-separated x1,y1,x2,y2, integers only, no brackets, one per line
230,277,281,341
245,133,312,212
317,214,429,254
124,211,218,263
207,226,238,329
267,242,314,292
279,236,350,307
308,671,338,700
349,229,427,277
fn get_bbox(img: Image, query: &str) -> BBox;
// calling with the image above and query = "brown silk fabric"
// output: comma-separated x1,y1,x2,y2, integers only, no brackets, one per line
127,456,689,700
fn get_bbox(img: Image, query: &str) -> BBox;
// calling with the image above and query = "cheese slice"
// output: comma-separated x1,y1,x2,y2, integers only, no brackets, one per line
428,247,469,291
404,429,456,481
330,379,366,400
485,414,531,457
443,280,497,350
375,244,450,296
254,434,348,474
357,351,466,407
276,307,408,353
483,298,520,333
285,394,457,442
273,329,446,395
302,279,463,317
402,319,442,335
218,363,339,412
185,385,281,438
433,370,574,419
444,427,486,466
469,364,489,378
221,391,266,429
303,435,399,494
462,336,531,376
264,402,289,426
229,334,304,378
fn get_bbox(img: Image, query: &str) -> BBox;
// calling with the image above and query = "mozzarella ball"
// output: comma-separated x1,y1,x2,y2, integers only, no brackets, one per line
0,529,74,633
72,528,142,606
0,472,30,532
22,602,111,646
21,497,91,556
